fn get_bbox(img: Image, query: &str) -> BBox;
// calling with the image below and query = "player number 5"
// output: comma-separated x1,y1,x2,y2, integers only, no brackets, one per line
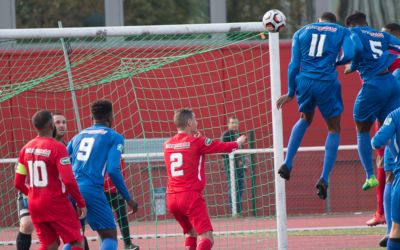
369,40,383,59
170,153,183,177
28,160,48,187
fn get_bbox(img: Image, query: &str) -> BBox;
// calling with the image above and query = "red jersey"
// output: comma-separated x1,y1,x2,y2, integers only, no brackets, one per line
14,136,85,223
389,50,400,73
164,132,238,194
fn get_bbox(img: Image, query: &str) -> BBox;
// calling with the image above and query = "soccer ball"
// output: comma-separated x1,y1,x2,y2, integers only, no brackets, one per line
262,9,286,32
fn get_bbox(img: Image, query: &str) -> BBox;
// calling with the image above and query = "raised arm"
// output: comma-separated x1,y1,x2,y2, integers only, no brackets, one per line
346,32,364,73
336,31,355,65
200,135,246,155
287,31,301,97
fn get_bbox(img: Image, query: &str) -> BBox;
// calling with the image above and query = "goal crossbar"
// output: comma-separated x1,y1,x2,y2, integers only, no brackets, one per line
0,22,264,39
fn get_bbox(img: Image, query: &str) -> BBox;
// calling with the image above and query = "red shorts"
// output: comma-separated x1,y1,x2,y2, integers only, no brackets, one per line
34,212,83,249
167,191,213,235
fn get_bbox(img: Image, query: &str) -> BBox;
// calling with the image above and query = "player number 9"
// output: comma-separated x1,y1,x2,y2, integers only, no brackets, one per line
170,153,183,177
77,138,95,161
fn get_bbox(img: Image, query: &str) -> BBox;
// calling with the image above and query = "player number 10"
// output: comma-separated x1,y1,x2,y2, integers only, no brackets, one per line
28,160,48,187
170,153,184,177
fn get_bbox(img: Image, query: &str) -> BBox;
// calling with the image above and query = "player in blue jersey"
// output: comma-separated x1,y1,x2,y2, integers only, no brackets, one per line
67,100,139,250
344,12,400,191
276,12,353,200
372,107,400,250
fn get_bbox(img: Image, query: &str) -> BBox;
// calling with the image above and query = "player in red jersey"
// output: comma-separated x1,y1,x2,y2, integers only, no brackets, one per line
14,110,87,250
164,108,246,250
15,112,77,250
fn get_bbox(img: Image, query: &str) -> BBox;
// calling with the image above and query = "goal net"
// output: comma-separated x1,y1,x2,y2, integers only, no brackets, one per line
0,23,285,249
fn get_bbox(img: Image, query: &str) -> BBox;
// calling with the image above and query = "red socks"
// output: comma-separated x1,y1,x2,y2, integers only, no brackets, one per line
197,238,212,250
376,166,385,215
185,236,197,250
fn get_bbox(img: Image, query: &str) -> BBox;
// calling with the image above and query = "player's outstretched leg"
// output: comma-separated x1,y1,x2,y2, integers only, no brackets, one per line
317,132,339,199
279,114,311,181
356,121,378,190
316,116,340,199
197,231,214,250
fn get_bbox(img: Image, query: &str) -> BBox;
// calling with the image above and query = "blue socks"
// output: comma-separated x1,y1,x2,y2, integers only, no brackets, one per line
357,132,374,178
321,132,340,183
385,182,393,235
284,119,309,170
387,238,400,249
100,238,117,250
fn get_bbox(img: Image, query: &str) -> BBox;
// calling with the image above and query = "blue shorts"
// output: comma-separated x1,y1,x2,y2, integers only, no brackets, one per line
79,184,116,230
391,173,400,223
354,74,400,122
384,146,396,172
295,75,343,119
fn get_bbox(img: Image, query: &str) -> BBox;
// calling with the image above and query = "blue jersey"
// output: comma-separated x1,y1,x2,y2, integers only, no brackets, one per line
372,108,400,173
287,22,353,97
349,26,400,80
67,124,131,201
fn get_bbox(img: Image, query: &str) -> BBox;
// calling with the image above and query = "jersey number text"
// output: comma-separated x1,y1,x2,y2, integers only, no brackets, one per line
170,153,183,177
369,40,383,59
309,34,326,57
28,160,48,187
77,137,95,161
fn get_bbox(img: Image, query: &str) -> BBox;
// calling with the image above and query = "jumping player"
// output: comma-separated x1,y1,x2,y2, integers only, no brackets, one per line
14,110,87,250
164,108,246,250
276,12,354,199
67,100,138,250
345,12,400,191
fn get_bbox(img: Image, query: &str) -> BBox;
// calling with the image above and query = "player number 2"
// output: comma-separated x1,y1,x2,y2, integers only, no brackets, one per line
77,137,95,161
28,160,48,187
309,33,326,57
170,153,183,177
369,40,383,59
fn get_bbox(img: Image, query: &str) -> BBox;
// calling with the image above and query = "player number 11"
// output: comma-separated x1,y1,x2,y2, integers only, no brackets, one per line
170,153,184,177
309,33,326,57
